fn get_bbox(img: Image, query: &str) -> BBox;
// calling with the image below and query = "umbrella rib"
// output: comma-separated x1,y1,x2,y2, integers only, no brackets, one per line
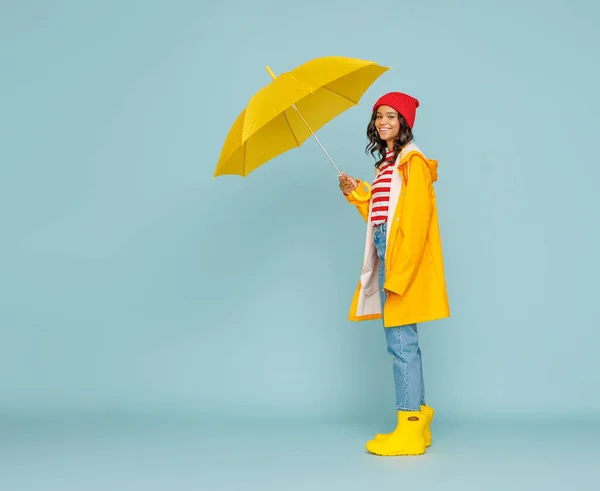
321,85,359,105
282,111,301,147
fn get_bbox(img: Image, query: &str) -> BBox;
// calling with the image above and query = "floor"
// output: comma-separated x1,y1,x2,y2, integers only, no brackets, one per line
1,413,598,490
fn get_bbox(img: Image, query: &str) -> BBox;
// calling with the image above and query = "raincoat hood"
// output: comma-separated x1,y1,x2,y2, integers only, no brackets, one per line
399,142,438,184
424,157,438,183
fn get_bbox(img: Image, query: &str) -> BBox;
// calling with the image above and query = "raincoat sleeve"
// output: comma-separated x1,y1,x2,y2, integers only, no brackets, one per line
344,179,371,222
384,155,433,296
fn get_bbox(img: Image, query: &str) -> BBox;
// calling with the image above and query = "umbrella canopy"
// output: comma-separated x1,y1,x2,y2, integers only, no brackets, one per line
213,56,389,180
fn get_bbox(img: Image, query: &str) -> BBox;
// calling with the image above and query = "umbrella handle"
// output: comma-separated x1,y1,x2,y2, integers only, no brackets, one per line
349,181,371,202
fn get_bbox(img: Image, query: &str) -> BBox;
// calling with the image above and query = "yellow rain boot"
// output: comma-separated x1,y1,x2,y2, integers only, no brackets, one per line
373,404,434,447
366,410,427,456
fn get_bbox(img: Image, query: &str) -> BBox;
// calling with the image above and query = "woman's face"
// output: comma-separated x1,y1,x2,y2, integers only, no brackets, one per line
375,105,400,145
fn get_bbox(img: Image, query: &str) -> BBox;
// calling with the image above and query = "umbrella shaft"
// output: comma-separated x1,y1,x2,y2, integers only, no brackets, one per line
292,104,342,176
265,66,342,177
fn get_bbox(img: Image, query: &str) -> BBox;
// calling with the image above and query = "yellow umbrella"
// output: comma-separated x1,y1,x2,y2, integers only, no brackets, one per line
213,56,390,200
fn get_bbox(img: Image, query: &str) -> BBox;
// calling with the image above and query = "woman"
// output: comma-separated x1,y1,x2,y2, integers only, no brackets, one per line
339,92,450,456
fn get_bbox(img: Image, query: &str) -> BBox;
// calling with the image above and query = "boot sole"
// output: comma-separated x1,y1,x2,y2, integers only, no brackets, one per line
366,448,426,456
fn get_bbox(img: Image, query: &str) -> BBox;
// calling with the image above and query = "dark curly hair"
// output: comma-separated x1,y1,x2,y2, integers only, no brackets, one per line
365,108,413,167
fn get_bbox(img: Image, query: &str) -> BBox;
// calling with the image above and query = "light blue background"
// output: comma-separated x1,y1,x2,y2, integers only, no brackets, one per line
2,0,599,426
3,2,600,489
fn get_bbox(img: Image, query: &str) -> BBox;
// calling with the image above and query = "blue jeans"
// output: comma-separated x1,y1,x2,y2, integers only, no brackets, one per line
373,222,425,411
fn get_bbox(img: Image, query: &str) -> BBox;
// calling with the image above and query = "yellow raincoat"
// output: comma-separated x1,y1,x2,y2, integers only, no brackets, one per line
346,142,450,327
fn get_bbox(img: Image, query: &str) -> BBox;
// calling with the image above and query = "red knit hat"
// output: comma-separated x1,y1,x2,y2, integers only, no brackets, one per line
372,92,420,128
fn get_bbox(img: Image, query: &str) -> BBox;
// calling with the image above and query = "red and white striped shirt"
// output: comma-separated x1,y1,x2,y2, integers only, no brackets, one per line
371,150,395,226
